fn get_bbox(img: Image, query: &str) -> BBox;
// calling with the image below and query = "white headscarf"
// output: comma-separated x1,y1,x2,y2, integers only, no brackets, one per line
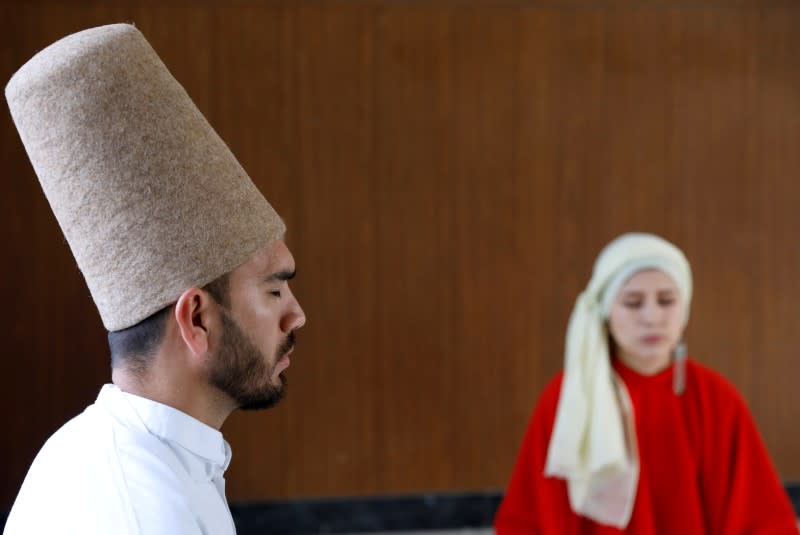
544,233,692,528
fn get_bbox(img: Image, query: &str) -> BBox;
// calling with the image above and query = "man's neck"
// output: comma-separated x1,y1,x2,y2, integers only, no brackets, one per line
111,365,234,429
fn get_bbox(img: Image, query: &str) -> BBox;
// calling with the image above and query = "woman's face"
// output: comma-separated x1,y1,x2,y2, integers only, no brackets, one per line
607,269,685,375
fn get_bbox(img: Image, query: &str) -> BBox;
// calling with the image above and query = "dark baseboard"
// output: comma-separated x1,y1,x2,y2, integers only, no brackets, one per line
788,483,800,519
230,491,501,534
2,485,799,533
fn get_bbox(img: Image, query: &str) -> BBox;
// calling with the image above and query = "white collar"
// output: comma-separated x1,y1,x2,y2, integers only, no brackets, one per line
97,384,232,481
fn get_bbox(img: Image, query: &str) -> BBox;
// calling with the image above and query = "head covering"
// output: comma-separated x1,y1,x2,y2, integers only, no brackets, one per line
544,233,692,528
5,24,285,331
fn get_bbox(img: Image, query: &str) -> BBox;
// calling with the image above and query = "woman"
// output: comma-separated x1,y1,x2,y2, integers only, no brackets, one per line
495,233,797,534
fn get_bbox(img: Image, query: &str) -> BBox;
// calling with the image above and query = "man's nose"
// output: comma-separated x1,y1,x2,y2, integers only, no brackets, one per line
282,287,306,333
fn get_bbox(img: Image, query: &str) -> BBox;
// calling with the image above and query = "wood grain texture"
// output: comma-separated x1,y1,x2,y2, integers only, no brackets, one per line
2,0,799,509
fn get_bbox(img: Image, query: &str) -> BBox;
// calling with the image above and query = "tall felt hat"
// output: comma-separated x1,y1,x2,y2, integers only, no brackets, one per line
5,24,285,331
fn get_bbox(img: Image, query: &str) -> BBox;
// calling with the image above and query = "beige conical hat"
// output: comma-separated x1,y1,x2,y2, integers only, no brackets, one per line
5,24,285,331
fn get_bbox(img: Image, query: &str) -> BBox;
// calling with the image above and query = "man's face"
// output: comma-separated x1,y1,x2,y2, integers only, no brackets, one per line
208,240,306,410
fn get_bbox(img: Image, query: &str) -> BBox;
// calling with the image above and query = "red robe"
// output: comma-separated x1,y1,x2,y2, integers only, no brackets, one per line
495,358,798,534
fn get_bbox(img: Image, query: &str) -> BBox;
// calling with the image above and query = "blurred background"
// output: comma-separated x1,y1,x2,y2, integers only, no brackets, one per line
2,0,800,530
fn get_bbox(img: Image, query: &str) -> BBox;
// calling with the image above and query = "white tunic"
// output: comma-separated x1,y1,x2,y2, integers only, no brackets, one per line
4,385,237,535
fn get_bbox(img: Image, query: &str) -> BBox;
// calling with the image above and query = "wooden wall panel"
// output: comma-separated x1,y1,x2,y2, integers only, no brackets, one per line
446,8,522,488
371,7,457,492
2,1,800,510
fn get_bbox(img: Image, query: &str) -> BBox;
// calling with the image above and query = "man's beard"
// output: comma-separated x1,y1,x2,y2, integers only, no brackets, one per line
209,309,295,410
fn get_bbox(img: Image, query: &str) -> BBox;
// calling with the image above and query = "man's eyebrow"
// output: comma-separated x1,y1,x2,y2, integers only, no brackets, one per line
265,269,296,282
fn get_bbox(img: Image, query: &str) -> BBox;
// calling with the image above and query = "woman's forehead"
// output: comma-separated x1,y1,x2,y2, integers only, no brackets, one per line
619,269,679,292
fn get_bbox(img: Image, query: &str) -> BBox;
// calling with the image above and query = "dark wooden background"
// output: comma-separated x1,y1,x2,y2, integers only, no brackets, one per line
2,0,799,510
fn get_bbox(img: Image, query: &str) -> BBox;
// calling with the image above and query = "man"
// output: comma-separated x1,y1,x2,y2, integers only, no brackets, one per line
3,24,305,534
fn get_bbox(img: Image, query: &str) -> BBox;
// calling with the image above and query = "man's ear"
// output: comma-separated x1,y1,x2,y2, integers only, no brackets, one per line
174,287,215,358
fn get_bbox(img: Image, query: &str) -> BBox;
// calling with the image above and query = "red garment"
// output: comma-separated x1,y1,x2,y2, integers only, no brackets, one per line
495,358,798,534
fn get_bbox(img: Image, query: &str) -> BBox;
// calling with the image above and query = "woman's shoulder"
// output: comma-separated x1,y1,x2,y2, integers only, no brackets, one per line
539,370,566,402
687,359,740,389
686,358,749,411
527,371,566,426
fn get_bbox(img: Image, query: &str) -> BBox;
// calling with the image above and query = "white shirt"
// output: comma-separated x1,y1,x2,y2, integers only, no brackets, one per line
4,385,237,535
